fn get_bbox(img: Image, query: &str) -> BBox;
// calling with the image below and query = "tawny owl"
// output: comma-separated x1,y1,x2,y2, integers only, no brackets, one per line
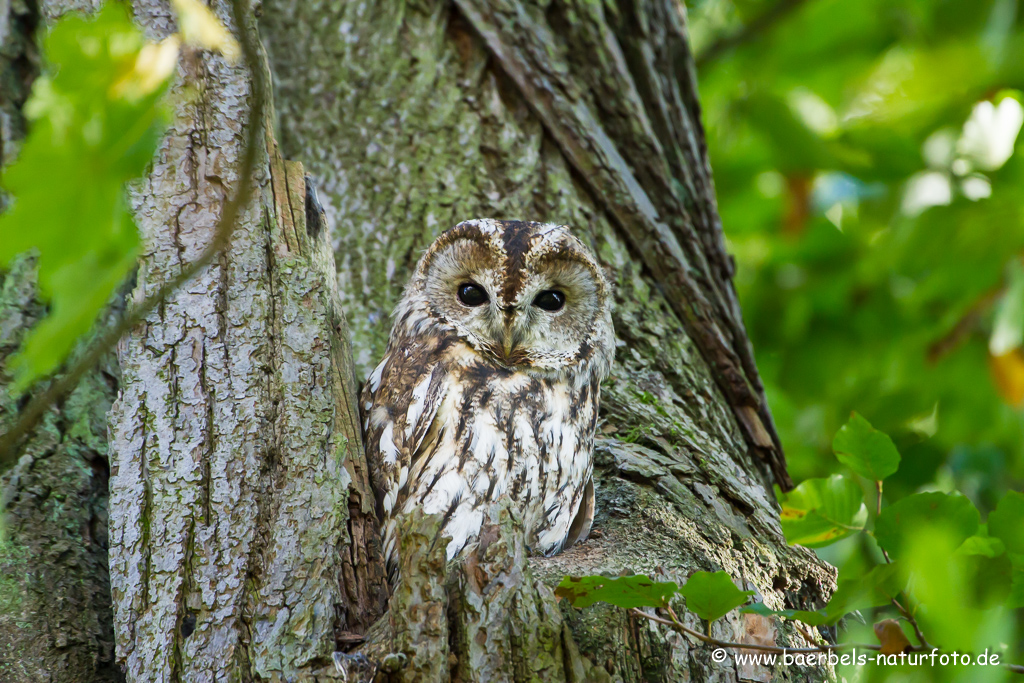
361,219,615,574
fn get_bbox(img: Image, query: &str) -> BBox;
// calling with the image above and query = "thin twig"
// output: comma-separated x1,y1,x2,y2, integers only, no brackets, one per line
891,600,933,651
0,0,266,470
630,608,881,655
695,0,811,70
876,481,894,565
635,607,1024,674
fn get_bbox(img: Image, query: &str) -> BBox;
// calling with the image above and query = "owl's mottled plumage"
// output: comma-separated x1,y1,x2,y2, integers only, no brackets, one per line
361,219,614,573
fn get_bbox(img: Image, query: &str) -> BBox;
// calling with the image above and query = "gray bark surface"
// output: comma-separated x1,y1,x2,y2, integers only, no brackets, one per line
104,2,385,680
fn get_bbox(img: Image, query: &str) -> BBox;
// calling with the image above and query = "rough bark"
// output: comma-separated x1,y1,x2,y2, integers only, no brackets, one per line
0,1,120,681
261,0,833,681
103,2,385,681
0,258,122,683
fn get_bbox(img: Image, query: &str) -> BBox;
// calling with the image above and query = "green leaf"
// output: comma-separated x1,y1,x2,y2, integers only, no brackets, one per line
831,412,901,481
0,3,174,389
987,491,1024,557
679,571,754,622
874,492,980,559
555,575,679,610
780,474,868,547
740,602,828,626
956,535,1006,558
823,563,903,623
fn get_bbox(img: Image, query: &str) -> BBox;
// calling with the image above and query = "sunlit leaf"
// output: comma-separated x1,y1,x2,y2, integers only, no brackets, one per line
555,575,679,610
0,3,173,389
831,412,901,481
679,571,754,622
780,474,868,547
171,0,240,62
843,41,993,131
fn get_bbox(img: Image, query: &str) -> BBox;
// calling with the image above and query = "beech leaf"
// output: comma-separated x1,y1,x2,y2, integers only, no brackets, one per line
555,575,679,610
780,474,868,547
832,412,901,481
680,571,755,622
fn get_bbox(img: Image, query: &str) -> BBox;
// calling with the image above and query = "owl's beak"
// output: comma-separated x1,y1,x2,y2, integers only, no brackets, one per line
501,312,516,360
498,306,520,363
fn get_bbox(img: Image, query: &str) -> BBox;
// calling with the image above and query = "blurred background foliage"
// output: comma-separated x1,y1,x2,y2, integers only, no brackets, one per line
688,0,1024,515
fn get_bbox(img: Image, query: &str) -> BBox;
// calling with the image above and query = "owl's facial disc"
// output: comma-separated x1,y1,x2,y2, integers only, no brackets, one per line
412,220,612,373
447,258,601,370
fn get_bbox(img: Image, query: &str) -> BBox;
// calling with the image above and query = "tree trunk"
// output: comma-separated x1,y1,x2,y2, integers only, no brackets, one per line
103,2,387,680
0,0,838,681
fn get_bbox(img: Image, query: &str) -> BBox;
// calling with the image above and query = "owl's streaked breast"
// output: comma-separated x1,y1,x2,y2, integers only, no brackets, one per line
371,338,598,568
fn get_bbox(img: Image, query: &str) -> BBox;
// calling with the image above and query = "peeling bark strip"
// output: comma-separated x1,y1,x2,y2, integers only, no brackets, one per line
262,0,831,680
106,2,385,681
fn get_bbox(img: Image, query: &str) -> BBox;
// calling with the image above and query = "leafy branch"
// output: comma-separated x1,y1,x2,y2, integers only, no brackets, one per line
560,413,1024,673
0,0,264,469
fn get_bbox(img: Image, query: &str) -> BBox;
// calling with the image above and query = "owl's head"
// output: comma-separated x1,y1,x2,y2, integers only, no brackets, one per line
396,219,614,376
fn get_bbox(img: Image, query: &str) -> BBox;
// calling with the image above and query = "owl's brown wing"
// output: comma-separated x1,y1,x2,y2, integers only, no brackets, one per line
361,341,449,520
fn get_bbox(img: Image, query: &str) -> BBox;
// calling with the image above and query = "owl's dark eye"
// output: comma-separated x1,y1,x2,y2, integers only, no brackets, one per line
533,290,565,312
457,282,489,307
